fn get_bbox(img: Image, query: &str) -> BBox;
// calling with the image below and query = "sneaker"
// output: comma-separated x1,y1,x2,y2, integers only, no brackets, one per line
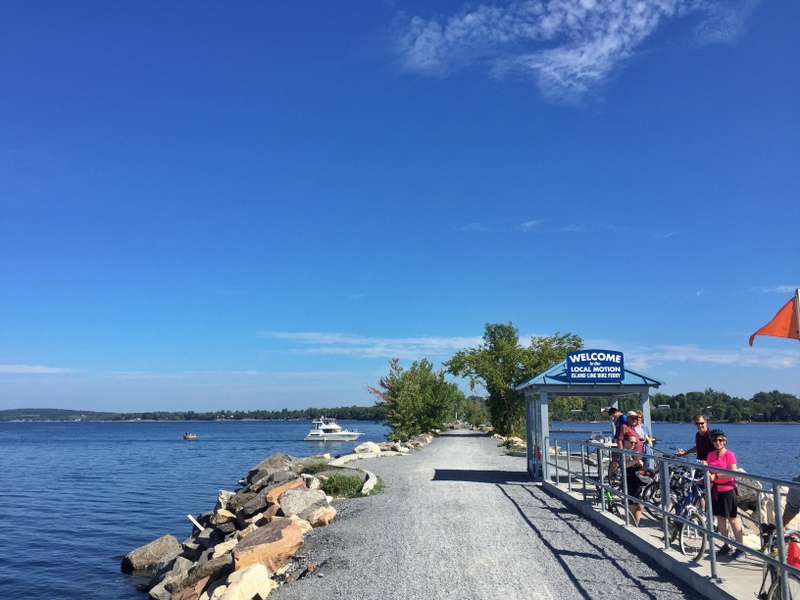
731,549,747,560
717,544,733,557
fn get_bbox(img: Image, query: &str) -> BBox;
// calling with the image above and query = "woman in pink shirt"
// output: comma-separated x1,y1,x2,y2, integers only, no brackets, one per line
704,429,745,559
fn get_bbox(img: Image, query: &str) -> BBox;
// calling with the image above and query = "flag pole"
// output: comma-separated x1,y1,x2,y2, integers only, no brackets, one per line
796,288,800,343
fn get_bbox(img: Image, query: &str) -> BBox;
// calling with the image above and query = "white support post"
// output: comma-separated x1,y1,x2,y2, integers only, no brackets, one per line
539,391,549,482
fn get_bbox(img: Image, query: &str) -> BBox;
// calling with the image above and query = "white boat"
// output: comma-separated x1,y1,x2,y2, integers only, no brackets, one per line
304,417,364,442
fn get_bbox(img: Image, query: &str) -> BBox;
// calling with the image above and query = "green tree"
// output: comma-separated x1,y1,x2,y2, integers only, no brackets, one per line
445,322,583,436
463,395,491,425
367,358,464,441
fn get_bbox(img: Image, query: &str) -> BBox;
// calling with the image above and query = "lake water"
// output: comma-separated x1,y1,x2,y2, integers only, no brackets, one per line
0,420,796,599
0,420,389,600
548,421,799,481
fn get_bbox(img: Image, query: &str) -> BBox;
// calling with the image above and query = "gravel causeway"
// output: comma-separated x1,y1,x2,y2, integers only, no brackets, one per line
272,429,704,600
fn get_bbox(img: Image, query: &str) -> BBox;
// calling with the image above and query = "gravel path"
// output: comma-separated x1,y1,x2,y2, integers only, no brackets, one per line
272,429,704,600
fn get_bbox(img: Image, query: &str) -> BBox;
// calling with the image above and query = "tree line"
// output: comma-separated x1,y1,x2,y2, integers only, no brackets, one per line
0,405,387,423
549,389,800,424
367,322,800,441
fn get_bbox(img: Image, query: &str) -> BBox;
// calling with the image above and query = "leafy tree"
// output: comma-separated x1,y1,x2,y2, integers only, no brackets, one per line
445,322,583,436
463,395,491,426
367,358,464,441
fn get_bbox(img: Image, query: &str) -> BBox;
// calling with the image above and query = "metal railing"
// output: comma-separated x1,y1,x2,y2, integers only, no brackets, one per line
544,435,800,597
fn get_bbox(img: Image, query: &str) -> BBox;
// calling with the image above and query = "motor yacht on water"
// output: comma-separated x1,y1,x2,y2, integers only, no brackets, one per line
304,417,364,442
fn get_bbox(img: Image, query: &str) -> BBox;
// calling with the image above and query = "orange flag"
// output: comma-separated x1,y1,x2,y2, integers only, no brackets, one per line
749,292,800,346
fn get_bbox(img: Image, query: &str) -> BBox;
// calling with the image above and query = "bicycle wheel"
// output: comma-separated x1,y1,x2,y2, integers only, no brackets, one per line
609,502,636,526
607,461,622,489
679,512,707,562
668,505,681,542
767,573,800,599
641,481,663,519
769,573,800,600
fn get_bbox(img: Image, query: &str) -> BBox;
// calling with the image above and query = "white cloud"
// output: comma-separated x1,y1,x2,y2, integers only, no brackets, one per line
518,220,542,232
394,0,758,102
258,331,482,360
0,364,76,374
758,286,800,294
621,343,799,371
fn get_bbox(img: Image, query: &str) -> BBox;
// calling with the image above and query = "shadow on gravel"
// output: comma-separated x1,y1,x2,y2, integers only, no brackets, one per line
437,430,492,438
432,469,530,484
496,484,672,600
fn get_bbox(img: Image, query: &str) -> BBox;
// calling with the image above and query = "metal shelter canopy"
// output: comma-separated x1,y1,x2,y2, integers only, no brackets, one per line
515,359,664,480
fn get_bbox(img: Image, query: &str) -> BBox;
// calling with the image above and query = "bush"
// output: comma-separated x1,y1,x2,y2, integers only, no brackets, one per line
320,474,366,498
299,461,330,475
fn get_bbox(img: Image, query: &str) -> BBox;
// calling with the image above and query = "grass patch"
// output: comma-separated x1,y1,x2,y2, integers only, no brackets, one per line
320,474,365,498
299,461,331,475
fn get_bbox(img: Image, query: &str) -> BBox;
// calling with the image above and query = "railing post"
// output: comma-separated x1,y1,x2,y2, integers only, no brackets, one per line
556,439,561,485
773,484,789,599
621,444,630,525
659,455,670,549
702,466,720,582
580,441,587,500
598,445,607,514
566,440,572,493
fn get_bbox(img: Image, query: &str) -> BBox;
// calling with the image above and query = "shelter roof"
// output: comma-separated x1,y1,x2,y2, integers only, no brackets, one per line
514,359,664,396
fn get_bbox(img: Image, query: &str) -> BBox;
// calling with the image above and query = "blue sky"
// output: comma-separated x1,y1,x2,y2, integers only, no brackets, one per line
1,1,798,413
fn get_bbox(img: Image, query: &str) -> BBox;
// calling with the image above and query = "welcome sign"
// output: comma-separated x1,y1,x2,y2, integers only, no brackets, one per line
566,349,624,382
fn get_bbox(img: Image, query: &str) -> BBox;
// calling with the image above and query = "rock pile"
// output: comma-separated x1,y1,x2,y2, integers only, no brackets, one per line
122,452,347,600
122,435,436,600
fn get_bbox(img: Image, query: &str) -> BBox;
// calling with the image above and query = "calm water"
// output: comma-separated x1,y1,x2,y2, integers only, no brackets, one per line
0,420,389,600
1,420,797,599
549,421,800,481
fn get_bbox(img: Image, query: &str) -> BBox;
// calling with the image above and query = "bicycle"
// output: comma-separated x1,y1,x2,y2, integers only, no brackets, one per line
591,484,636,525
666,465,708,561
756,524,800,600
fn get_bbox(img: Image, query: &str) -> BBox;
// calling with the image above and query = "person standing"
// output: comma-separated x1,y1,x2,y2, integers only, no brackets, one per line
606,407,628,478
634,409,655,469
677,414,714,461
623,434,645,526
705,429,746,560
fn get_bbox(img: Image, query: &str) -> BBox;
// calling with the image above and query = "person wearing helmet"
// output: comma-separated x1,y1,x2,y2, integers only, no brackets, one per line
705,429,745,559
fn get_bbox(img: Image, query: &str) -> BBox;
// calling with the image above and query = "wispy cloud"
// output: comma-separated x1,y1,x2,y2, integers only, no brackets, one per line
394,0,759,102
0,364,77,374
111,370,259,380
459,222,489,231
518,220,542,232
623,343,799,371
757,286,799,294
258,331,482,360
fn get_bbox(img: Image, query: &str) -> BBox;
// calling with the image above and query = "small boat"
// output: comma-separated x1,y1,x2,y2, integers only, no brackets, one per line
304,417,364,442
183,433,198,440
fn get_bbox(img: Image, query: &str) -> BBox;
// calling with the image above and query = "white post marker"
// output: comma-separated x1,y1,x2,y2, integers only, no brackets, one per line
187,514,205,532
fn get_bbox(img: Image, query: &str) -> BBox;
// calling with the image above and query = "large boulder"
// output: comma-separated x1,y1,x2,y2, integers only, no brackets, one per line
279,489,328,518
122,534,182,573
232,518,304,573
303,505,337,527
245,453,297,484
353,441,381,454
218,563,277,600
149,555,193,597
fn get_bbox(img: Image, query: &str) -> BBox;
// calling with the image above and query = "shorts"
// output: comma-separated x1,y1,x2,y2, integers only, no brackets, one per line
626,469,642,502
711,488,738,519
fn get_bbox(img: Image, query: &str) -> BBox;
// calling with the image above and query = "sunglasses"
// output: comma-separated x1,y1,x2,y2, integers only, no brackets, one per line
694,422,706,426
712,438,726,443
625,439,637,444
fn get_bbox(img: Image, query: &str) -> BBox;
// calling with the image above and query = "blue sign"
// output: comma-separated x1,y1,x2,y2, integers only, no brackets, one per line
566,350,624,382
